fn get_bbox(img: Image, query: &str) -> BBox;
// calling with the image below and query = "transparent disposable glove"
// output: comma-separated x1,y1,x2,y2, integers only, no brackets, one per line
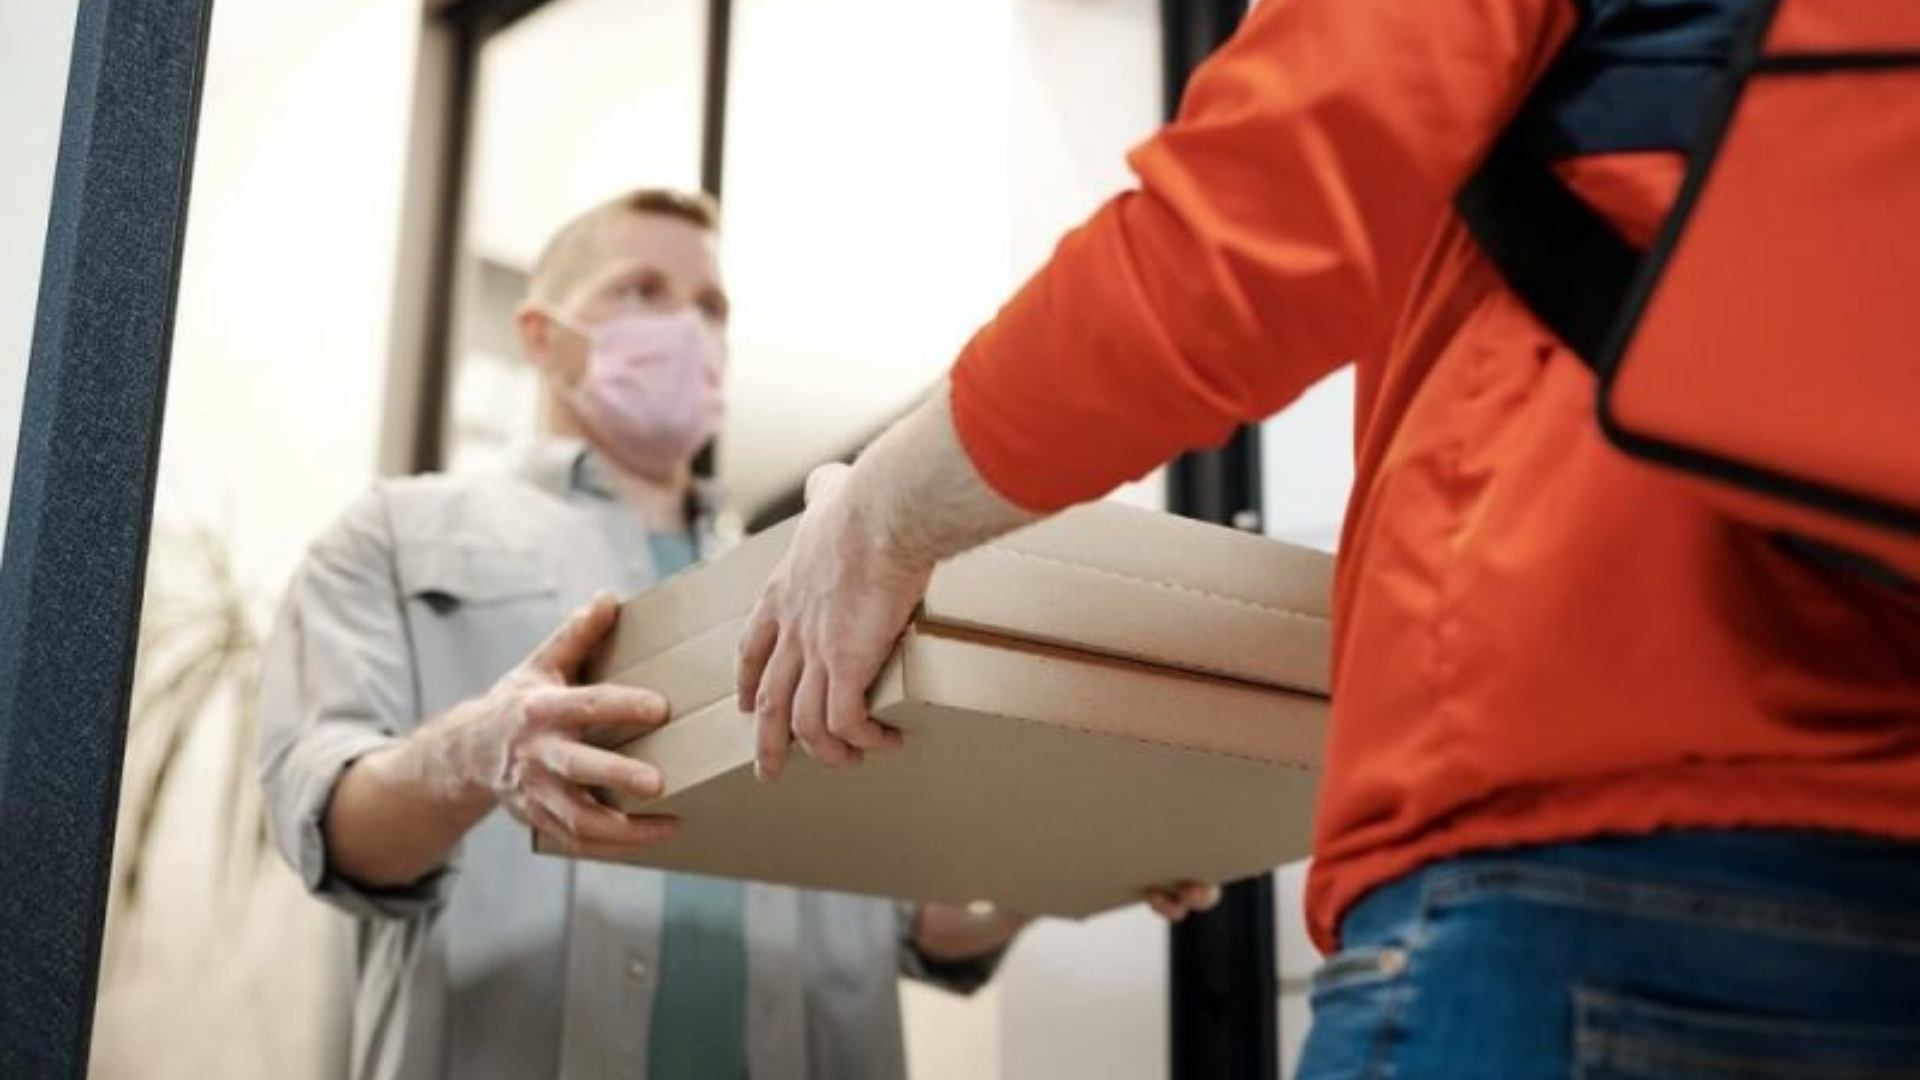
406,594,678,859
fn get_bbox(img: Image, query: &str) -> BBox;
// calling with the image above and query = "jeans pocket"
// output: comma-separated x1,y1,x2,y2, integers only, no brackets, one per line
1573,986,1920,1080
1297,946,1416,1080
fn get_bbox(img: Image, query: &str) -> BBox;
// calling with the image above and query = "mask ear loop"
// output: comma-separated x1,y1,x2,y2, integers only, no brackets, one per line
531,304,597,404
535,302,593,341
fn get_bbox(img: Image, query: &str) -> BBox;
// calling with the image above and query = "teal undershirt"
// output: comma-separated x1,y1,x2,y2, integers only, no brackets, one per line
644,533,749,1080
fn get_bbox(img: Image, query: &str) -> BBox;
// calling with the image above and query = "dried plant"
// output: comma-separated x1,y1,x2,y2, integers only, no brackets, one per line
112,523,268,913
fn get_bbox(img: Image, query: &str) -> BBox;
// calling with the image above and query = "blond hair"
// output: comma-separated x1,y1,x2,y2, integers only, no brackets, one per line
527,188,720,306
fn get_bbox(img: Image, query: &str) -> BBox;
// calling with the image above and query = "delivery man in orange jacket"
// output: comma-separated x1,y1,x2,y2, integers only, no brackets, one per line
737,0,1920,1072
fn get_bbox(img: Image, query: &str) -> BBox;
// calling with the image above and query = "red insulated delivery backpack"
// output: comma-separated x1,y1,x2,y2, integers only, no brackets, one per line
1460,0,1920,589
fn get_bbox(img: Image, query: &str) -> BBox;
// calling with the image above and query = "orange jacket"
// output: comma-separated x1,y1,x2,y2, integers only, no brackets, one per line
950,0,1920,949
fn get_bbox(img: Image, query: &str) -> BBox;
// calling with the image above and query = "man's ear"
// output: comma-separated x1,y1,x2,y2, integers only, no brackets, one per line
514,302,555,371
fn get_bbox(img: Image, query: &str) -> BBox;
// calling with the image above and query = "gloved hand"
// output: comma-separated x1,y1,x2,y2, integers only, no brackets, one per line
416,593,678,859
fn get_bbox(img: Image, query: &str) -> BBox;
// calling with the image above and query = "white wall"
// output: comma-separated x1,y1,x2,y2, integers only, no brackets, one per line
1262,368,1356,1078
716,0,1164,519
1262,370,1355,554
0,0,82,562
150,0,419,576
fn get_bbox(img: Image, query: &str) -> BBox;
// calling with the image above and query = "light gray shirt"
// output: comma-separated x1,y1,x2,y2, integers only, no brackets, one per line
257,442,997,1080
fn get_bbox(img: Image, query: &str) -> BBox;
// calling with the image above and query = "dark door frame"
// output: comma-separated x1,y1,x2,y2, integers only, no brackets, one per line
0,0,217,1075
1160,2,1280,1079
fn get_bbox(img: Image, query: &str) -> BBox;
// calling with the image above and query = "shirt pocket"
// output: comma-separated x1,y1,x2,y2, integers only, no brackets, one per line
395,542,562,712
397,542,559,611
1573,985,1920,1080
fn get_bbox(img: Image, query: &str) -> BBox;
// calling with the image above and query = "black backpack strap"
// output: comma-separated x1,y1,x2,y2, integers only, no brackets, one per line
1454,134,1644,369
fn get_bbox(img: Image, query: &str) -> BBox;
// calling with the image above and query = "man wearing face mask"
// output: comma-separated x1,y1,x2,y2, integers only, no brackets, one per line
257,189,1169,1080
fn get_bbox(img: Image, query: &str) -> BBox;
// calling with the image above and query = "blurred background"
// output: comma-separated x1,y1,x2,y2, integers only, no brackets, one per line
0,0,1355,1076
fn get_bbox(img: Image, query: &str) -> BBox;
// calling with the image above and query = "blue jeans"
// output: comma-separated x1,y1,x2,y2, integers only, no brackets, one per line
1297,831,1920,1080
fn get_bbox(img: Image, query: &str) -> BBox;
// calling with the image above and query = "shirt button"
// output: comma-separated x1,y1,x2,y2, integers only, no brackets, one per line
627,958,649,980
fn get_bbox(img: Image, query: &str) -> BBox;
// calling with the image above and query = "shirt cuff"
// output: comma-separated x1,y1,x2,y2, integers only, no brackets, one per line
285,723,455,922
896,901,1011,996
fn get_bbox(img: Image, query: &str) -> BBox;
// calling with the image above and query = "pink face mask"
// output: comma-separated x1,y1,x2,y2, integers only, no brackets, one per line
550,307,727,479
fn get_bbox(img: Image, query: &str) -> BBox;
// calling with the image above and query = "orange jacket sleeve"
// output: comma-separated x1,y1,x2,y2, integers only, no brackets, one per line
951,0,1577,511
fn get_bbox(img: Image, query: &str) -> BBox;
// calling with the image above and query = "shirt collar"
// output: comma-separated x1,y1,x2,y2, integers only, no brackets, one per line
571,449,621,501
511,438,729,537
509,437,591,499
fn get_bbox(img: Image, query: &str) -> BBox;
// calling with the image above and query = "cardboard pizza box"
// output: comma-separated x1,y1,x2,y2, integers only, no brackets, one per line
540,501,1333,918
